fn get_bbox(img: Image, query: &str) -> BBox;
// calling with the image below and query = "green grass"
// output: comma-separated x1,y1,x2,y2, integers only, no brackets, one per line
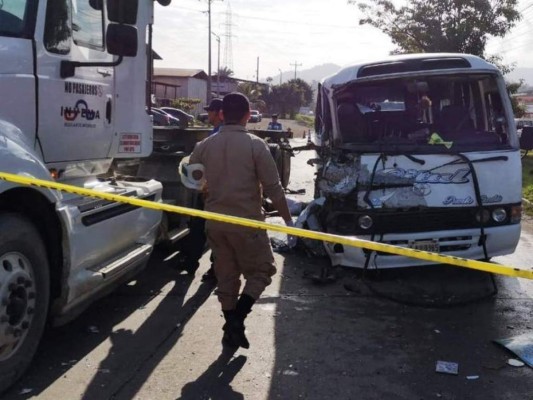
294,114,315,128
522,154,533,215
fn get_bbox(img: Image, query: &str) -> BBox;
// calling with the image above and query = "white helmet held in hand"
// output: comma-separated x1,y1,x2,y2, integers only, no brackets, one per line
179,156,206,190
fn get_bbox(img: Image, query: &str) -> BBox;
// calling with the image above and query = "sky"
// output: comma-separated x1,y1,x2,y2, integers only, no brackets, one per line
152,0,533,82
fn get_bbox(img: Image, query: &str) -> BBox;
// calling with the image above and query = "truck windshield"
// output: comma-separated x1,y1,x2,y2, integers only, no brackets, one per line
335,73,511,152
0,0,32,38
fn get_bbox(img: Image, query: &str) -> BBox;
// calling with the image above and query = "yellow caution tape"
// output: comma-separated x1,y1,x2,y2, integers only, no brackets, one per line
1,171,532,280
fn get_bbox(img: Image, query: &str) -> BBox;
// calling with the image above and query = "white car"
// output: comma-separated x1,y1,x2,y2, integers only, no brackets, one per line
249,110,262,123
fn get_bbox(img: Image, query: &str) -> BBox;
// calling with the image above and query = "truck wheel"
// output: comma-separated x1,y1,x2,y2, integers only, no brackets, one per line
0,213,50,393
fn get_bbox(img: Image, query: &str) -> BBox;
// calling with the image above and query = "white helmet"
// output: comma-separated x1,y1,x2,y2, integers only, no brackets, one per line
179,156,206,190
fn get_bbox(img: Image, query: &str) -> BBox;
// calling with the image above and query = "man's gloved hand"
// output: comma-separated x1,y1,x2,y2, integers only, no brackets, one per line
285,220,297,248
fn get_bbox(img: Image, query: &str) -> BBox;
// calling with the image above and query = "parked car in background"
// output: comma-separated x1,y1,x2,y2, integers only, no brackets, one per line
197,112,209,124
249,110,262,123
149,108,180,126
160,107,194,128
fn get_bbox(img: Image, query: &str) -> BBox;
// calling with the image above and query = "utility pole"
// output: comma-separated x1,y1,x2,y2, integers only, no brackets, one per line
290,61,302,80
278,68,282,85
256,56,259,83
207,0,212,103
205,0,222,103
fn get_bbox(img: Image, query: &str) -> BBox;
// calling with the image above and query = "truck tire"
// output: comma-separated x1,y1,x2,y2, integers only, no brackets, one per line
268,144,291,188
0,213,50,393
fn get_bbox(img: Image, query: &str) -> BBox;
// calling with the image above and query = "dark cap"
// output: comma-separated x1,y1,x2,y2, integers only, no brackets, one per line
204,98,223,112
222,92,250,123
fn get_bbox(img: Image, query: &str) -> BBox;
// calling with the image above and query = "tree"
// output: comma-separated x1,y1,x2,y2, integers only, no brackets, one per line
351,0,521,57
217,66,234,79
351,0,524,115
508,80,527,119
290,78,314,107
263,79,314,118
171,98,201,113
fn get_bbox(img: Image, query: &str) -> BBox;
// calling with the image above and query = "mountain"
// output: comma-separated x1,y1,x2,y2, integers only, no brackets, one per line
269,63,342,85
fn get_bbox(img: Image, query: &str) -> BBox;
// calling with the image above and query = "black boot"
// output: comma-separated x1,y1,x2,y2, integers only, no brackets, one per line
232,294,255,349
222,310,239,349
221,294,256,349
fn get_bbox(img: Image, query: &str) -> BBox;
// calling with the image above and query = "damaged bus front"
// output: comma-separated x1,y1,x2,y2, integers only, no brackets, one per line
312,54,522,269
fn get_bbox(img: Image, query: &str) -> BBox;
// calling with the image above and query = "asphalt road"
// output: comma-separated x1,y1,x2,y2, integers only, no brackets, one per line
2,137,532,400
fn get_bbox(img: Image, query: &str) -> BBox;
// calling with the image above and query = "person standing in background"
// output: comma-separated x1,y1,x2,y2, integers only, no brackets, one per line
267,114,283,130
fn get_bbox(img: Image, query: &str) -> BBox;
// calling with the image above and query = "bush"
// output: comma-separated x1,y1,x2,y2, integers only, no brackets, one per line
295,114,315,128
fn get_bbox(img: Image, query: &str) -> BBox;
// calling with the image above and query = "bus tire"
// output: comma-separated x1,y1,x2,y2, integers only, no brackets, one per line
0,213,50,393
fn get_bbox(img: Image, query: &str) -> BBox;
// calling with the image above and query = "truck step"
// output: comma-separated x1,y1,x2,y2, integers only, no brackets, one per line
167,227,190,243
89,244,153,279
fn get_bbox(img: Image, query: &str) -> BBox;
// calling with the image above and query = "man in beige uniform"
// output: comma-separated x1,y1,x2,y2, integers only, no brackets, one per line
189,92,293,349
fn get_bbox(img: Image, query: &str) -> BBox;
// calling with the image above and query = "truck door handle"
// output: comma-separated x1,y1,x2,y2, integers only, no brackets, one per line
106,98,112,123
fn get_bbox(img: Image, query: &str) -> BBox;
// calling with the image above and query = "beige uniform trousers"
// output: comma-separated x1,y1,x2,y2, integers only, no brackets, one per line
207,229,276,310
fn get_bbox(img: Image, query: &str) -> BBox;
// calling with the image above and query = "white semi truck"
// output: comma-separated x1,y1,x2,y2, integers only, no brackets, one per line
0,0,172,391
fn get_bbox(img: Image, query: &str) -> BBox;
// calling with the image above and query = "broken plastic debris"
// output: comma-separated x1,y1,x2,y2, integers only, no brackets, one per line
428,132,453,149
507,358,525,367
282,370,299,376
435,360,459,375
466,375,479,380
494,332,533,367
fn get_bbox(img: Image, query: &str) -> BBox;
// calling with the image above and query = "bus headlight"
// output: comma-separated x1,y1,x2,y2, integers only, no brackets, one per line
358,215,373,230
491,208,507,223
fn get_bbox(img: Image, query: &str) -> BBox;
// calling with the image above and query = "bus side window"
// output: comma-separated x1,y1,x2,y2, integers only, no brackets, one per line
486,92,507,142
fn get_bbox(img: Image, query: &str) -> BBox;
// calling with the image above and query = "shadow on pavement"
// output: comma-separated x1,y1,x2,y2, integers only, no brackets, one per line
4,247,215,400
267,251,533,400
177,348,246,400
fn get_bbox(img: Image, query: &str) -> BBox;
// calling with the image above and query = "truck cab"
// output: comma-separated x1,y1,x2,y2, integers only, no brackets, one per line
0,0,170,391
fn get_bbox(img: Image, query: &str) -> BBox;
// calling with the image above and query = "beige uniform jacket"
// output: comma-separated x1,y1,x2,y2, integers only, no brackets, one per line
189,124,285,232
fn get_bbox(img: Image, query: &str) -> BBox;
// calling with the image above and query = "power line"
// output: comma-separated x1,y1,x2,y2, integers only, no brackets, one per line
222,2,234,71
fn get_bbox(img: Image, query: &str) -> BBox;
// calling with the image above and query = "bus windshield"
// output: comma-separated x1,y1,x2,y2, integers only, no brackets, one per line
335,73,513,152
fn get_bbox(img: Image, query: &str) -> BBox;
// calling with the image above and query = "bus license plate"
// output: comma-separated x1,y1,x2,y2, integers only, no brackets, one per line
409,240,439,253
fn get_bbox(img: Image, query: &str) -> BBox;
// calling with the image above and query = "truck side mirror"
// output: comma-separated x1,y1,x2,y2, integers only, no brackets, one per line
106,24,137,57
107,0,138,24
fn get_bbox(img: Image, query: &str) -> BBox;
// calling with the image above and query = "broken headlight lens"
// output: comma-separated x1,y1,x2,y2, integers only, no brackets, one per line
358,215,373,230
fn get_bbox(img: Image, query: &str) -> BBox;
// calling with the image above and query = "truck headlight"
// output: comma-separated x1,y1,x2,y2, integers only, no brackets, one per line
358,215,373,230
491,208,507,223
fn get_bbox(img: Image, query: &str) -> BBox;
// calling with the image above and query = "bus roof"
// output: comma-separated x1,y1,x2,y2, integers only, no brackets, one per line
321,53,500,89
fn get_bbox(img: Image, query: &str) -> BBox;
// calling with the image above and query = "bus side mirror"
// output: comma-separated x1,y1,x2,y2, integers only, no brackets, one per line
106,24,137,57
107,0,138,24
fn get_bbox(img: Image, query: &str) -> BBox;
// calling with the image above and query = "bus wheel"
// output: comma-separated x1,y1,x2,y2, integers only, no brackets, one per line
0,213,50,393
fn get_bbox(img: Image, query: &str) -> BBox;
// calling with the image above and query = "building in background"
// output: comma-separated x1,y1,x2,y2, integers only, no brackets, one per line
152,68,208,115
